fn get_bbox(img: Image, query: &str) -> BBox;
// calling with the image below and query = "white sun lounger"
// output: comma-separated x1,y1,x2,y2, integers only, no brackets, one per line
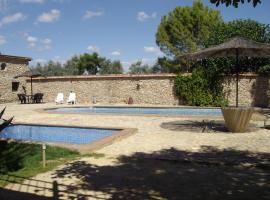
55,93,64,104
67,92,76,104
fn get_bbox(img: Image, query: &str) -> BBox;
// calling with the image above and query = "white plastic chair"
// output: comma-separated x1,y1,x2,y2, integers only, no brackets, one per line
67,92,76,104
55,93,64,104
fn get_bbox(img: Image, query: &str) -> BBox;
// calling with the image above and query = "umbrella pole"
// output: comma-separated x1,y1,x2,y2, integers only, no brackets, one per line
236,49,239,107
31,77,33,97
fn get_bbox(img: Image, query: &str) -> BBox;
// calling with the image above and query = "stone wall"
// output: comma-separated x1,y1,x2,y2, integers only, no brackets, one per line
223,74,270,107
27,74,270,107
28,75,180,105
0,58,29,103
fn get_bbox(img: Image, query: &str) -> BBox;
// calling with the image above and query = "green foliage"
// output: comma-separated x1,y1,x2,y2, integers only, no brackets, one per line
33,61,64,76
31,53,124,76
99,60,123,74
0,141,79,186
210,0,261,7
175,68,228,107
128,61,152,74
258,65,270,75
205,19,270,74
155,57,184,73
156,0,223,57
78,52,106,75
206,19,270,46
64,55,80,75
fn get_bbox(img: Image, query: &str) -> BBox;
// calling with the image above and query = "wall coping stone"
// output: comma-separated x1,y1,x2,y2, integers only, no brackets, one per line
29,73,178,82
28,73,268,82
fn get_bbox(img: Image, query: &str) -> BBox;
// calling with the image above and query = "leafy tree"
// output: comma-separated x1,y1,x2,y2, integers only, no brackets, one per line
210,0,261,7
128,61,152,74
156,0,223,58
155,57,192,73
204,19,270,74
63,55,80,75
99,60,123,74
78,53,106,75
96,59,111,75
31,61,64,76
110,60,123,74
151,61,169,74
175,19,270,106
31,53,124,76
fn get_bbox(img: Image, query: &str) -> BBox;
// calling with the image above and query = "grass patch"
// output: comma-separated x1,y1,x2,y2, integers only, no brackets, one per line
0,141,80,187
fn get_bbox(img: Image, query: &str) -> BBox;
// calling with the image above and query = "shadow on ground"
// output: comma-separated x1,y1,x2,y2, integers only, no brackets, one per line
0,147,269,199
0,174,99,200
51,147,269,200
160,120,260,133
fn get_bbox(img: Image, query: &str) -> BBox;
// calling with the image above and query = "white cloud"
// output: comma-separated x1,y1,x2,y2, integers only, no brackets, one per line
27,36,38,43
87,45,99,52
40,38,52,50
137,11,157,22
37,9,60,23
0,12,27,27
26,36,38,47
83,10,104,19
42,38,52,45
19,0,44,3
0,35,6,45
144,46,163,56
111,51,121,56
25,34,52,51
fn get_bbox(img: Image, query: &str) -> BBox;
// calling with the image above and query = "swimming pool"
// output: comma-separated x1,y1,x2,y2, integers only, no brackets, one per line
47,106,222,116
0,124,119,145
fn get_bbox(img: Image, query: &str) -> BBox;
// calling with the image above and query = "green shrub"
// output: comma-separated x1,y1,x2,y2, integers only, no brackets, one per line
258,65,270,75
175,68,228,107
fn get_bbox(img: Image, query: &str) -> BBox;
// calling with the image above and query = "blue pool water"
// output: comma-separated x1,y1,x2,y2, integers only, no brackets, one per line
49,106,222,116
0,124,118,144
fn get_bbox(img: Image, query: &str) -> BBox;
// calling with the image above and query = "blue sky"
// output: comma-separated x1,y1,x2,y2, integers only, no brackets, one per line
0,0,269,70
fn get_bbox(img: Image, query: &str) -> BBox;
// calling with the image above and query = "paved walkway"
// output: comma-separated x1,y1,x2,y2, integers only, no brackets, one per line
1,103,269,199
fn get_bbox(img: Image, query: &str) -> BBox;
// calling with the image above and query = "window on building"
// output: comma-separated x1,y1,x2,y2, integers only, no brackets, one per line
12,81,19,92
1,63,6,70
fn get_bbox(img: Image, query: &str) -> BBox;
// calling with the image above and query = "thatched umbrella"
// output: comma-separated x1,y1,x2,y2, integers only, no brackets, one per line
180,36,270,107
14,71,42,97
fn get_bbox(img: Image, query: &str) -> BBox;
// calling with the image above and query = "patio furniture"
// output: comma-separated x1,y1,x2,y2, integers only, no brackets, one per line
67,92,76,104
14,71,43,97
55,93,64,104
17,94,27,104
33,93,44,103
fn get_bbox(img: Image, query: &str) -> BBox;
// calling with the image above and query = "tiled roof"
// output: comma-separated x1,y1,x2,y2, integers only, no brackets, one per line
0,54,32,62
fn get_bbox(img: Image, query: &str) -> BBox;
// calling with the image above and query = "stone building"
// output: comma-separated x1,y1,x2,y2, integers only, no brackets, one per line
0,54,31,103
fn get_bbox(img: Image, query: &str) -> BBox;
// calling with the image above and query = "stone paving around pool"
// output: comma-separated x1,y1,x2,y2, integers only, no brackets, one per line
1,103,270,199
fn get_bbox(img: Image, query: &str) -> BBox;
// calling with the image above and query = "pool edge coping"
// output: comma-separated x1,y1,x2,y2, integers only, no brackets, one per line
1,122,137,154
